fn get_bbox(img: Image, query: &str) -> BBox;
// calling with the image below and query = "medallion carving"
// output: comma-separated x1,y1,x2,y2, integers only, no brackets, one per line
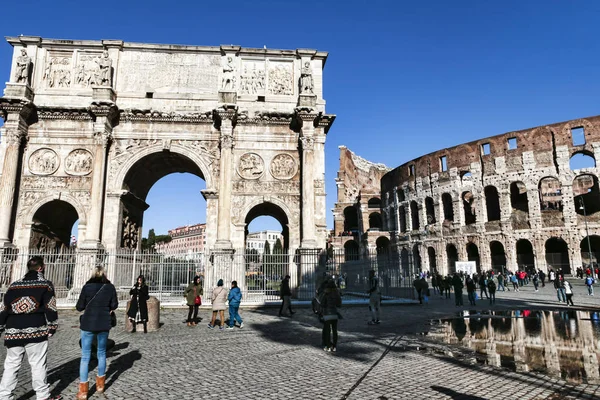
237,153,264,179
270,154,297,180
65,149,93,176
268,62,293,95
28,149,59,175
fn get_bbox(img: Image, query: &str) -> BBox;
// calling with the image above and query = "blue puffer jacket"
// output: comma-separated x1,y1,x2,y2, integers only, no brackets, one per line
228,287,242,307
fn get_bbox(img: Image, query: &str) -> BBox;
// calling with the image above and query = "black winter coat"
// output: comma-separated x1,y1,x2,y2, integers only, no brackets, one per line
76,278,118,332
127,284,149,321
280,278,292,298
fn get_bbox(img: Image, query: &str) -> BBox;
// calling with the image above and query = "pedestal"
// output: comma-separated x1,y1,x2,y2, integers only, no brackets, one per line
218,91,237,104
298,94,316,107
92,86,116,102
3,83,33,101
125,296,160,333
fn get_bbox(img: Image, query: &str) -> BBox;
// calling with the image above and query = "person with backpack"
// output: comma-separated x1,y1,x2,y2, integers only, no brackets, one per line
226,281,243,330
585,275,595,296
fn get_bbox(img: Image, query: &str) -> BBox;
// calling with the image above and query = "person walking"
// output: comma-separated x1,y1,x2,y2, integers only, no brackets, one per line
479,274,489,300
367,270,381,325
413,277,424,304
0,256,62,400
226,281,243,330
585,275,595,296
488,278,497,305
497,273,506,292
510,273,519,292
321,280,342,352
555,276,567,303
532,272,539,292
208,279,227,330
279,275,294,317
76,265,118,399
466,276,476,306
184,276,203,326
452,273,464,307
539,269,546,287
127,275,149,333
564,279,575,306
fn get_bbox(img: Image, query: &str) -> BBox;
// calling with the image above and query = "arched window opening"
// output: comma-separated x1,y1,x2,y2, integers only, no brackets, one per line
400,247,410,277
569,152,596,170
580,235,600,271
344,240,360,262
30,200,79,251
428,247,437,274
484,186,501,222
398,206,407,233
245,203,289,250
368,197,381,209
460,171,472,183
516,239,535,271
466,242,480,273
376,237,391,265
462,191,476,225
545,238,570,275
425,197,436,224
368,212,382,230
490,241,506,273
413,244,422,273
442,193,454,222
410,201,420,230
539,177,563,212
397,188,405,202
573,174,600,216
446,244,458,275
343,206,359,232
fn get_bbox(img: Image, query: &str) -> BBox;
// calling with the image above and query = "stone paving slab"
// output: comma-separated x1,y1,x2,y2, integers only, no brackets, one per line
0,279,597,399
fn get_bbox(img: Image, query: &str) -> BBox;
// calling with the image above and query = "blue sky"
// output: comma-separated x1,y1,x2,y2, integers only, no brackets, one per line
2,1,600,238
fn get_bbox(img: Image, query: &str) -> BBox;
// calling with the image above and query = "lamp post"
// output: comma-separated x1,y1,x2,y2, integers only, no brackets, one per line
579,197,594,276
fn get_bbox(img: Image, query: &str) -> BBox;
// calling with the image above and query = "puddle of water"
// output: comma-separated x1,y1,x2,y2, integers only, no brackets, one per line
427,310,600,384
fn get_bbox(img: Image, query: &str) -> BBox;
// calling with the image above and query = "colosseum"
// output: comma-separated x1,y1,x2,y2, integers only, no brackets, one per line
334,115,600,277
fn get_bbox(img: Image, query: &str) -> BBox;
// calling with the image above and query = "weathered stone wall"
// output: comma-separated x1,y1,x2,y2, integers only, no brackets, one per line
380,115,600,275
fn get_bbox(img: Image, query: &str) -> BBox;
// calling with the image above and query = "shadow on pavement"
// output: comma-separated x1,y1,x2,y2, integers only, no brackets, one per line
103,350,142,392
431,385,487,400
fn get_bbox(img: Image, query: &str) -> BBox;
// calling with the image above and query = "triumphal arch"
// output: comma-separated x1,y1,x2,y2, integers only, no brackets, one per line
0,36,334,254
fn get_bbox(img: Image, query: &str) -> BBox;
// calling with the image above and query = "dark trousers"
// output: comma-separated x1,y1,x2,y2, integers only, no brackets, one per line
566,293,574,306
187,305,199,322
489,292,496,305
480,287,489,299
322,319,338,348
279,295,293,316
467,291,476,305
455,291,463,306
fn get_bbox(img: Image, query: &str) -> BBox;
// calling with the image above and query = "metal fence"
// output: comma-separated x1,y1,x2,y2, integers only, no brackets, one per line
0,247,416,307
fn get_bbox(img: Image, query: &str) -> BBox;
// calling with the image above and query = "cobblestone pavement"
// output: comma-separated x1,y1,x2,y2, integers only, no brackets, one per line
0,279,598,399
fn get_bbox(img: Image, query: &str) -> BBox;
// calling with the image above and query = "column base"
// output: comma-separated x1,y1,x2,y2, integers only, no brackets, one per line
213,240,233,250
0,240,15,250
77,240,105,251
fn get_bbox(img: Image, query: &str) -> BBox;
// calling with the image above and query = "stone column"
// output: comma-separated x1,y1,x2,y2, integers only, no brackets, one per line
297,109,319,249
214,107,236,249
81,102,118,248
0,101,32,247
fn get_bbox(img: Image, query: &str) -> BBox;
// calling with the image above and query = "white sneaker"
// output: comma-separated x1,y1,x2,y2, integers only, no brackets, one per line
239,322,244,329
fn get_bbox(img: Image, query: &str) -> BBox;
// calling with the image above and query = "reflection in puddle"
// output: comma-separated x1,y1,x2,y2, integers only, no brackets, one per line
428,310,600,384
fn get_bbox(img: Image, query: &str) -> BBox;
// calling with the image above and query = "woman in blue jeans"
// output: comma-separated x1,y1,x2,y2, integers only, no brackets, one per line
76,266,118,399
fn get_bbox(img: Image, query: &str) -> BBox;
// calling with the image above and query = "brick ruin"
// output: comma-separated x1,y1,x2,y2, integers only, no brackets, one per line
334,115,600,275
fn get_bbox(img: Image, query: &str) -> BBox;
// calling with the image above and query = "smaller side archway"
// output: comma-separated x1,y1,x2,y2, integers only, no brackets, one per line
580,235,600,270
462,191,476,225
244,202,289,249
573,174,600,216
412,244,422,272
400,247,410,277
425,197,436,224
343,206,359,232
539,177,563,212
545,237,570,275
510,181,530,229
410,201,419,230
369,212,383,230
490,241,506,272
484,185,501,222
446,244,458,275
466,242,480,273
376,236,391,255
368,197,381,209
442,193,454,222
516,239,535,271
30,199,79,251
428,247,437,274
344,240,360,261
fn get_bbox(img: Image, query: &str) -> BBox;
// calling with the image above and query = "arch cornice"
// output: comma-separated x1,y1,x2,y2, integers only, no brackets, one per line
112,143,215,191
24,193,88,226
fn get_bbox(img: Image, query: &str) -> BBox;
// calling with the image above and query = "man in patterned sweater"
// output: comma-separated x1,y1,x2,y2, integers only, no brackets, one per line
0,256,62,400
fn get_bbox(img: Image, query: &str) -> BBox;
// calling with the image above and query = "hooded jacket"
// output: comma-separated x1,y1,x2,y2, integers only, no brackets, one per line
228,286,242,307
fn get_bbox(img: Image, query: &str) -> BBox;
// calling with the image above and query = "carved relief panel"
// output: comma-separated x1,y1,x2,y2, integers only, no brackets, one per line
28,149,59,175
65,149,93,176
270,153,297,180
237,153,264,179
239,60,265,95
74,51,112,88
43,52,73,88
268,61,294,95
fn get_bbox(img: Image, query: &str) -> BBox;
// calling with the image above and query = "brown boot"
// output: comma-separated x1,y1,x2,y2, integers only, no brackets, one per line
96,375,106,393
76,382,88,399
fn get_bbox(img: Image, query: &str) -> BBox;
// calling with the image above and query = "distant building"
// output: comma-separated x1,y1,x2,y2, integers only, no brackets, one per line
155,223,206,253
246,230,284,254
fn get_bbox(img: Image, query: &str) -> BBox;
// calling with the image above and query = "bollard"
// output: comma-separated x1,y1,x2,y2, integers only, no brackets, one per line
125,296,160,333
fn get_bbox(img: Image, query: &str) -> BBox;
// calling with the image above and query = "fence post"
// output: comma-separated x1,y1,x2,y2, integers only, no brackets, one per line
158,254,164,303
